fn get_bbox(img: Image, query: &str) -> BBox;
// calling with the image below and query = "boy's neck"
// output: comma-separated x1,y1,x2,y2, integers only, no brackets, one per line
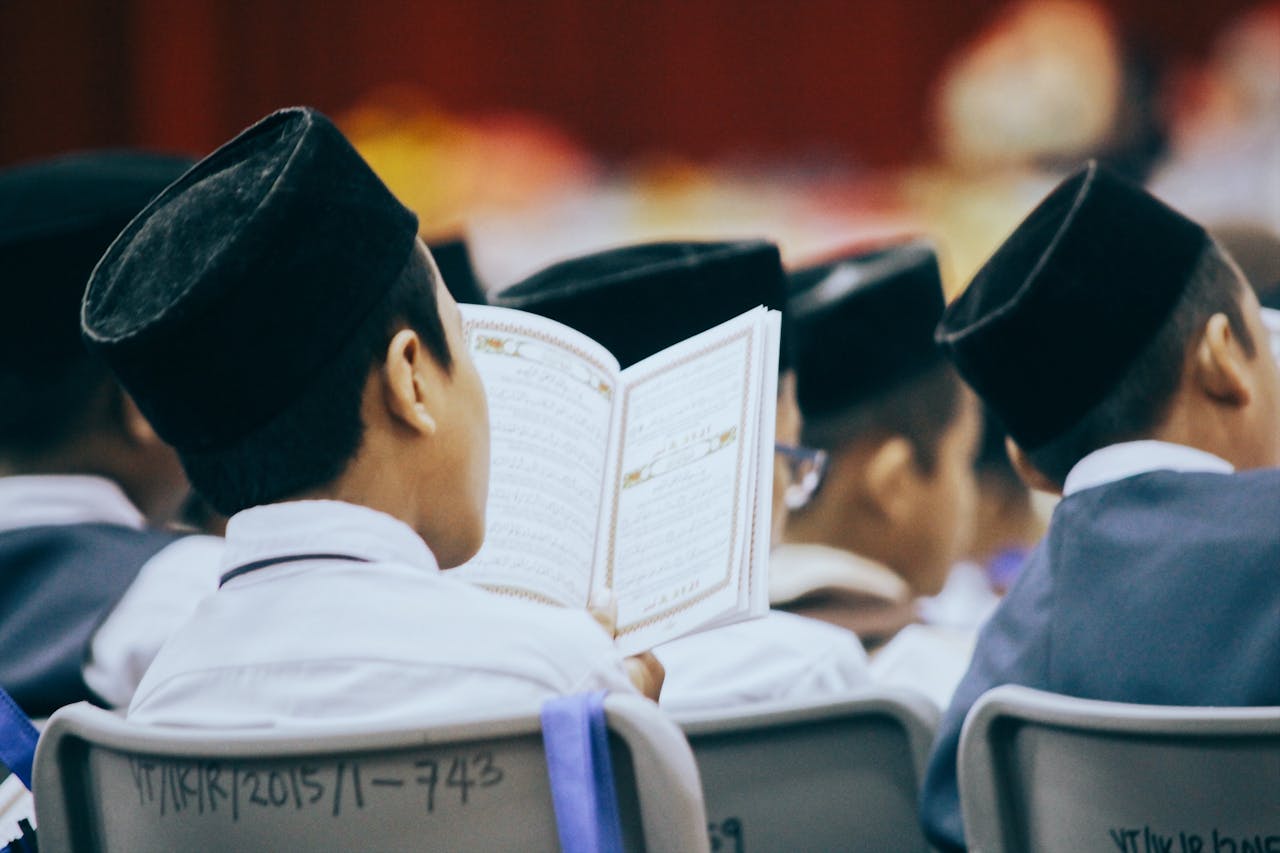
785,498,916,591
297,477,415,537
969,483,1045,564
1138,407,1257,473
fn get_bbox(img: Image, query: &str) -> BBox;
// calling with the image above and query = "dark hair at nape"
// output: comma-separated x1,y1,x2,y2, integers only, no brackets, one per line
180,244,453,515
800,361,965,473
0,356,112,459
1025,241,1255,486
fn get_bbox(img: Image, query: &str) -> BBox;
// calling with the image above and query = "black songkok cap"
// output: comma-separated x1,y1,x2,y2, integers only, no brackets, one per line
788,238,946,421
82,107,420,453
495,240,787,369
936,161,1209,450
0,151,192,370
428,237,487,305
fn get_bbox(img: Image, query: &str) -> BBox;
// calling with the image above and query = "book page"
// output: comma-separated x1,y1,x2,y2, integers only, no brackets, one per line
747,310,781,614
701,309,781,632
603,308,772,654
454,305,621,608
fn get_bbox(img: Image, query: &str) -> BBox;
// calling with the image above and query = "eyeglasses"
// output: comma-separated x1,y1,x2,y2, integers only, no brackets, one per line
774,442,828,509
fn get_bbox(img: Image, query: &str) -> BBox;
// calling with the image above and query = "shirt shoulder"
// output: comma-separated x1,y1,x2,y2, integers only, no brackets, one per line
656,610,870,713
85,533,226,707
130,563,637,724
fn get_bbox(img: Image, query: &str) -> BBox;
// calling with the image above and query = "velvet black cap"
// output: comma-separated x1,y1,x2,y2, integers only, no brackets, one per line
788,238,946,420
428,237,486,305
495,240,787,369
82,107,420,453
936,162,1210,450
0,151,192,370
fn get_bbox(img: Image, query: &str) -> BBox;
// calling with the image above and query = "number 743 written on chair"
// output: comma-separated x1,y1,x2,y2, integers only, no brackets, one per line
127,751,505,821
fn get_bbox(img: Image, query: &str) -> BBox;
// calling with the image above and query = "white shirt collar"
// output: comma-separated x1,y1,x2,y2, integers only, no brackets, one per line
768,542,911,605
1061,440,1234,497
221,500,438,577
0,474,146,533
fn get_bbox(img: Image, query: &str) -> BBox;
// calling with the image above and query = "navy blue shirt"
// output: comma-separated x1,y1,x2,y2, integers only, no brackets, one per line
0,523,180,717
920,469,1280,850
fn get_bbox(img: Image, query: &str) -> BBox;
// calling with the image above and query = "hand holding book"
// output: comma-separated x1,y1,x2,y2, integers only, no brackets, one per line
588,593,666,700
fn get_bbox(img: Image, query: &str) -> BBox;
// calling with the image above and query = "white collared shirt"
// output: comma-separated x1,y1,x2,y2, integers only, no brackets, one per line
654,610,870,713
918,560,1001,631
768,542,980,707
1062,440,1234,497
0,475,224,708
0,475,147,531
768,542,911,607
128,500,637,728
868,624,978,709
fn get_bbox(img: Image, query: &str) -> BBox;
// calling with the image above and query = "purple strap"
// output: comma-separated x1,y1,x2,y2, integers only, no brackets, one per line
541,691,625,853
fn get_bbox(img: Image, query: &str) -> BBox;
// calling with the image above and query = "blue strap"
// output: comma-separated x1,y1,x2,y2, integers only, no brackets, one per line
541,691,624,853
0,686,37,790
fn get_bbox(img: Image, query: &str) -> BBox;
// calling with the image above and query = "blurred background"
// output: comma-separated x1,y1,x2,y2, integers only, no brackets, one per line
3,0,1278,293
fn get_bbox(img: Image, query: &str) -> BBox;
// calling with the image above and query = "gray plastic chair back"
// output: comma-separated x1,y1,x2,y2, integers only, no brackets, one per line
678,688,940,852
34,694,709,853
959,684,1280,853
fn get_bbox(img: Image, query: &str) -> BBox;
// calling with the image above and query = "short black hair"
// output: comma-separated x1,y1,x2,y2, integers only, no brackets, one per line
1026,242,1255,486
2,222,135,459
0,351,112,458
180,246,453,515
801,361,965,473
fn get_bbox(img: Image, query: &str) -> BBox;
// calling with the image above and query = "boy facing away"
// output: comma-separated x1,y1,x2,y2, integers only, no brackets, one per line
0,152,224,717
81,107,659,727
771,240,981,706
920,162,1280,850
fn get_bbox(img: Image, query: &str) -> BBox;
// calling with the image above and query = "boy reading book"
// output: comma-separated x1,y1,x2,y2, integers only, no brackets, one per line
921,162,1280,851
492,241,869,710
81,107,658,727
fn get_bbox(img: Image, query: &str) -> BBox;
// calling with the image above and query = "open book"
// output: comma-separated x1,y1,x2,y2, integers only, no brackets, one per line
455,304,780,655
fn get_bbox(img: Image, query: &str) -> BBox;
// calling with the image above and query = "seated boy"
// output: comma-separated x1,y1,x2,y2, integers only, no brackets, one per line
921,162,1280,851
81,107,658,727
495,240,870,712
771,239,982,706
0,152,224,717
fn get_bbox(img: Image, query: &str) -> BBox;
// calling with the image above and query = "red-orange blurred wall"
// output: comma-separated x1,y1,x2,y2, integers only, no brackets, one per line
0,0,1261,167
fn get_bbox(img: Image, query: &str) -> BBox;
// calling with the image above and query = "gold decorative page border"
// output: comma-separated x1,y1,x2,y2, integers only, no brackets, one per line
620,426,737,490
464,319,617,400
476,582,566,608
464,316,620,601
608,326,755,637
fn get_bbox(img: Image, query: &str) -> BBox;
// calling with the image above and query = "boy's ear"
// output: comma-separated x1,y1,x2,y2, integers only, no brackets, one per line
1006,437,1063,496
864,435,918,521
383,328,438,436
1192,312,1252,407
